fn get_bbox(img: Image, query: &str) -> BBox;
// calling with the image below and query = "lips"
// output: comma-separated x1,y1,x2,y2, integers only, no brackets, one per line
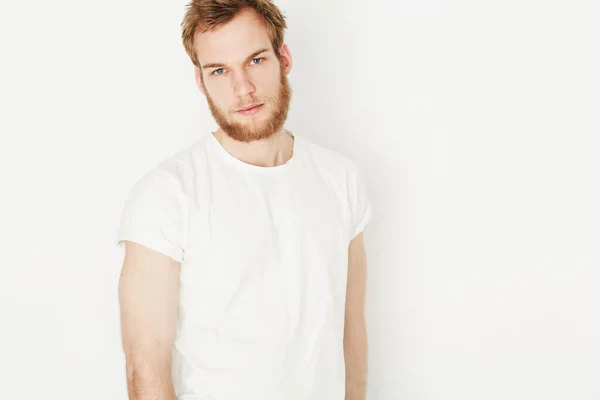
237,103,263,112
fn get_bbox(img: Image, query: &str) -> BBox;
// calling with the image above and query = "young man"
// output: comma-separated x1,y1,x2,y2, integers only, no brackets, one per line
116,1,372,399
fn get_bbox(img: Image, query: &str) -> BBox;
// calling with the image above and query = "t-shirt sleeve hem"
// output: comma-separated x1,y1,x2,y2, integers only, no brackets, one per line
115,230,184,263
350,203,372,241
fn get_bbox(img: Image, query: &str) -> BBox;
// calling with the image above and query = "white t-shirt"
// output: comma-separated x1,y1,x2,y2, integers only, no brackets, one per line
116,132,372,400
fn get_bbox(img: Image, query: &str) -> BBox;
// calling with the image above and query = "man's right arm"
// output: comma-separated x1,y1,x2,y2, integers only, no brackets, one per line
118,240,180,400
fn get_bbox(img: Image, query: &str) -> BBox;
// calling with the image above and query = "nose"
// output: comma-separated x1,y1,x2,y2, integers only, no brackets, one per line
232,69,256,99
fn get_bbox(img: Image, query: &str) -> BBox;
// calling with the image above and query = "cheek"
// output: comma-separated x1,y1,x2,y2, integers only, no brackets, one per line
258,84,279,106
253,68,281,94
208,88,234,110
205,77,229,96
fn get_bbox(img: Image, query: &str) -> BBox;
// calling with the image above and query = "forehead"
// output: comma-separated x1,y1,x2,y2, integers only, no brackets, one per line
194,9,272,65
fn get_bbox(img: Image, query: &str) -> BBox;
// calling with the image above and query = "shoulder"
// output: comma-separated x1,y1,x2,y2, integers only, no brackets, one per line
296,136,371,241
297,136,362,179
133,136,212,193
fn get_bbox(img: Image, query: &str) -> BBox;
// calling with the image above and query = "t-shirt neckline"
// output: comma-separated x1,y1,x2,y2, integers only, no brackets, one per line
208,131,299,175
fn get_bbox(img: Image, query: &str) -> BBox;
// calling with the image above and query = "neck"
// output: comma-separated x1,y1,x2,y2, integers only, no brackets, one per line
213,128,294,168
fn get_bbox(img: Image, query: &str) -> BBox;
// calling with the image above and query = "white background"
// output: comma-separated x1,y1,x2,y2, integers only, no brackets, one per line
1,0,599,399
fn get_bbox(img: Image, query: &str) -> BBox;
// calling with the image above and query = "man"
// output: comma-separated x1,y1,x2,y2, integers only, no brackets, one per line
116,1,372,399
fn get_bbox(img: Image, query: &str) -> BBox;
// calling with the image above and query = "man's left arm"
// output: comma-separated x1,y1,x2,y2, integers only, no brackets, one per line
344,231,369,400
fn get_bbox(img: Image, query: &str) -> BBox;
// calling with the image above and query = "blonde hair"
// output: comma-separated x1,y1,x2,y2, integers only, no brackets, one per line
181,0,288,68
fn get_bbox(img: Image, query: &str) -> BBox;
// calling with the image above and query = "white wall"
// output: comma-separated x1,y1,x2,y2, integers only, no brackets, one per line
1,0,598,399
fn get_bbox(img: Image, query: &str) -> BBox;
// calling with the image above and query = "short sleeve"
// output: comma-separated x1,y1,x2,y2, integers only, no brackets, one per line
348,163,372,241
115,168,187,262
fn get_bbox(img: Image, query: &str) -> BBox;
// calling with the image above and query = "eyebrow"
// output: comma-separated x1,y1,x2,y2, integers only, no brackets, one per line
201,48,270,70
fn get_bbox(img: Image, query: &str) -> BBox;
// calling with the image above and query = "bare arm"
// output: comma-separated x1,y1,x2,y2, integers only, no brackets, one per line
344,232,369,400
118,241,180,400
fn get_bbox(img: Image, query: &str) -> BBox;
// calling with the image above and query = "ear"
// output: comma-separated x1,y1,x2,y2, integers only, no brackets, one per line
194,66,206,96
278,43,293,75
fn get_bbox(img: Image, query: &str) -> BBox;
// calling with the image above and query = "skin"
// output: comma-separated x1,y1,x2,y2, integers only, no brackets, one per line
344,232,369,400
194,8,294,167
118,8,369,400
119,241,179,400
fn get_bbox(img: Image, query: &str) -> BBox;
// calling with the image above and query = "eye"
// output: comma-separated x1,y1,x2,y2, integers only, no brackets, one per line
212,68,225,76
250,57,264,65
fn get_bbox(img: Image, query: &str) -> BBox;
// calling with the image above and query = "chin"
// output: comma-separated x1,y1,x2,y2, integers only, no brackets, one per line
233,111,270,124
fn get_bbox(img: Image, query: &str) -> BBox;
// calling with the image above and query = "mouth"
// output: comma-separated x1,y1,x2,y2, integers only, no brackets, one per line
236,103,265,115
